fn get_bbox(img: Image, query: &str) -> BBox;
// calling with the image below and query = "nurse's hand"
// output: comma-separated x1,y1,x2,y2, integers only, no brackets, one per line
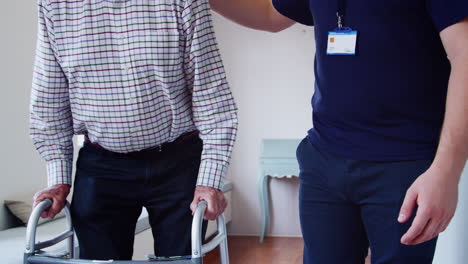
33,184,71,219
190,186,228,221
398,166,458,245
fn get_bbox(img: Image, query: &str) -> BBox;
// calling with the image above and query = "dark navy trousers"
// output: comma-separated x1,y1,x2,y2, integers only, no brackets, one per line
297,138,438,264
70,135,207,260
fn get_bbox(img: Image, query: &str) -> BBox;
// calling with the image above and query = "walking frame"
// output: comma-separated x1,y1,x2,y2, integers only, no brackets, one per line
24,199,229,264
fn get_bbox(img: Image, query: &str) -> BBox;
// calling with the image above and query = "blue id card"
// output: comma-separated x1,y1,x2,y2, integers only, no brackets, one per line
327,27,358,55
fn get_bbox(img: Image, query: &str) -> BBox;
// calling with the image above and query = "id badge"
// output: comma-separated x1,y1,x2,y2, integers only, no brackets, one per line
327,27,358,55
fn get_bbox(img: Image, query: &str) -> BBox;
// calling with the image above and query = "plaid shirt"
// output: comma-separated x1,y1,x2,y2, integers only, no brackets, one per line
30,0,238,189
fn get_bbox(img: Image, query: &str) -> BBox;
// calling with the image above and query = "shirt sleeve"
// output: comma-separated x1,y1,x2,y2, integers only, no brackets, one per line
182,0,239,190
426,0,468,32
30,0,74,187
272,0,314,26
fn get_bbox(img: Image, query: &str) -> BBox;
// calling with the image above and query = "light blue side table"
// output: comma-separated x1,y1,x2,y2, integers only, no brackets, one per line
258,139,302,243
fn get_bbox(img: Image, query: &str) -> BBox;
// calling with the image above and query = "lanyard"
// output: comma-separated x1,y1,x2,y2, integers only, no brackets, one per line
336,0,347,29
327,0,357,56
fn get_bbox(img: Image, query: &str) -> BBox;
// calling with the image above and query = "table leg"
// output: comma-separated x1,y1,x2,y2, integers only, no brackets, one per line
258,174,270,243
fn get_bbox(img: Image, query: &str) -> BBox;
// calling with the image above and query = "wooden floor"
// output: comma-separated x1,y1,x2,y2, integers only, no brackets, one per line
205,236,371,264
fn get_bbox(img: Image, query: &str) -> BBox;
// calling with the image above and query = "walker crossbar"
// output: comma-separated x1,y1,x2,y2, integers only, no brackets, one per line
26,256,201,264
24,199,229,264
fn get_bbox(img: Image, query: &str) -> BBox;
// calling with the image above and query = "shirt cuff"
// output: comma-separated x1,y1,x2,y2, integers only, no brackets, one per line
46,159,73,187
197,160,228,190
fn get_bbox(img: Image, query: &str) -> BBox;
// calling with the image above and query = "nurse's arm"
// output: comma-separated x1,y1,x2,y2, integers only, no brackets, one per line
435,18,468,186
209,0,295,32
399,17,468,246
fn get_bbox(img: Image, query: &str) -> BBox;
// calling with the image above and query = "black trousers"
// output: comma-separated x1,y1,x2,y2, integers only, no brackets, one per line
70,135,207,260
297,138,437,264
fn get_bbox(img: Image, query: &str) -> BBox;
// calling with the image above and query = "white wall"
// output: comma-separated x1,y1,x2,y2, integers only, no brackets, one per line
0,1,48,230
211,14,315,236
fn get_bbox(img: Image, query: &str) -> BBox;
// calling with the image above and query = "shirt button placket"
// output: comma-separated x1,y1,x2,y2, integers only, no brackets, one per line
114,3,138,140
119,4,141,138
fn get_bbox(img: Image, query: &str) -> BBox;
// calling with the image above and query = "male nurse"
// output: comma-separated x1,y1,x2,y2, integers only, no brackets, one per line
210,0,468,263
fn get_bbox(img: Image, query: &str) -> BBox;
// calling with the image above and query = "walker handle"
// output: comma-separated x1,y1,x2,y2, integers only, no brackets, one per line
191,201,229,264
25,199,74,256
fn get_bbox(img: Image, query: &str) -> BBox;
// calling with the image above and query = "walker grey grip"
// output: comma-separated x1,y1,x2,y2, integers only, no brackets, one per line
191,201,230,264
25,199,74,255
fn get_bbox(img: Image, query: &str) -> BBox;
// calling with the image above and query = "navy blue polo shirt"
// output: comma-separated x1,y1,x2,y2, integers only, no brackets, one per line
273,0,468,161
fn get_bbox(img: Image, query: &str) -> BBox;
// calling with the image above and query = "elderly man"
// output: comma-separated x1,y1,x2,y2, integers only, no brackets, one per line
30,0,237,260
